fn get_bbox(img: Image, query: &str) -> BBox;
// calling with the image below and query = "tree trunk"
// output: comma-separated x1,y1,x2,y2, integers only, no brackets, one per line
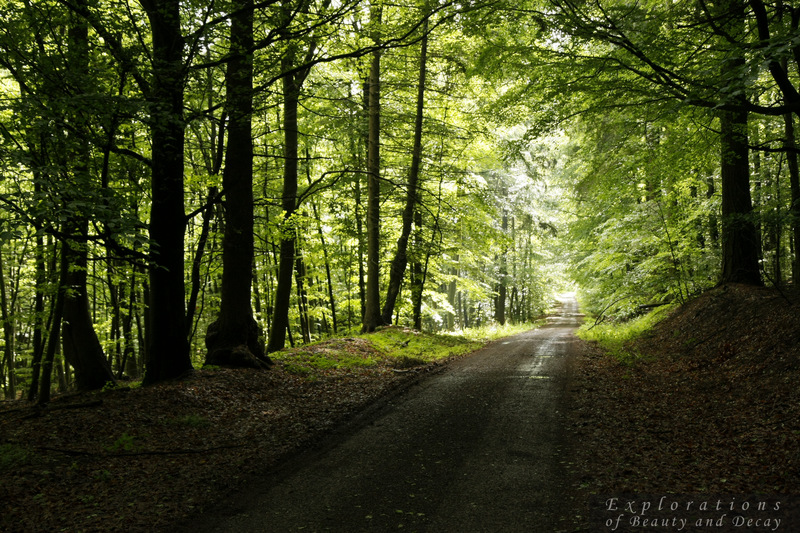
61,223,116,390
718,104,761,285
0,247,15,399
189,187,218,339
496,212,508,325
354,178,367,321
38,242,68,405
784,112,800,285
27,230,47,401
718,0,762,286
205,0,271,368
295,249,312,344
142,0,193,383
59,6,116,391
267,35,313,352
382,21,428,324
411,211,424,330
363,2,384,333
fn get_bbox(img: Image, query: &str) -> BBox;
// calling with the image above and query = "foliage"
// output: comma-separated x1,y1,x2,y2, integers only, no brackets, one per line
577,304,675,364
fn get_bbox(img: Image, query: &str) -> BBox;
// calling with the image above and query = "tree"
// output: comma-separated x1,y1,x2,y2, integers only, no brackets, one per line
362,0,384,333
488,0,780,286
381,19,429,325
266,2,322,353
141,0,194,383
205,0,272,368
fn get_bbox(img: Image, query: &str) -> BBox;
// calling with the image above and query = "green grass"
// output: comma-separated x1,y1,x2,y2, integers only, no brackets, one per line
577,305,674,364
272,321,543,377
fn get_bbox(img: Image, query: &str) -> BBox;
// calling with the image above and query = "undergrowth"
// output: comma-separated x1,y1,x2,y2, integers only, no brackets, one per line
272,322,542,377
577,305,674,364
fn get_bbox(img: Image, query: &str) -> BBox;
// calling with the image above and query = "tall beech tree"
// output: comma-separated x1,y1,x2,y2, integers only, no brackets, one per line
205,0,272,367
381,20,429,325
267,2,319,353
362,0,384,333
141,0,193,383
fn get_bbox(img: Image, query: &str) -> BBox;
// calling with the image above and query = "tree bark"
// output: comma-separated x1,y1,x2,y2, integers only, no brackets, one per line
0,247,15,399
61,222,116,390
363,2,384,333
784,112,800,285
27,230,47,401
142,0,193,383
496,212,508,325
718,103,761,285
718,0,762,286
205,0,271,368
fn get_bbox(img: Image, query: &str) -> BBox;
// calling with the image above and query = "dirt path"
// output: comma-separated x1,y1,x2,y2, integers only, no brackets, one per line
188,294,583,532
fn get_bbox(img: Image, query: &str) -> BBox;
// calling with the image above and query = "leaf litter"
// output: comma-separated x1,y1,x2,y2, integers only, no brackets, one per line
0,328,457,532
567,283,800,529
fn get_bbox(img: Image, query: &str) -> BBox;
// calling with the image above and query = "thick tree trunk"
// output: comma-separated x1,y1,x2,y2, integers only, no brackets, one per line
61,229,115,390
719,104,761,285
717,0,762,286
784,113,800,285
205,0,271,368
58,6,115,391
142,0,193,383
382,24,428,325
363,3,384,333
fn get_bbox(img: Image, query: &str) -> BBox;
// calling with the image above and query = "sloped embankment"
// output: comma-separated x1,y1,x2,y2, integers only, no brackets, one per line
570,283,800,509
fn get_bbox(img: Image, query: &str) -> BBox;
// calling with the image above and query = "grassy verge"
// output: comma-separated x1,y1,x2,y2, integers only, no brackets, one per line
270,322,543,377
576,305,674,364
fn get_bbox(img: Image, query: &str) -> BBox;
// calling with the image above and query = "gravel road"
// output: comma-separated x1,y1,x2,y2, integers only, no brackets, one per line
193,294,583,532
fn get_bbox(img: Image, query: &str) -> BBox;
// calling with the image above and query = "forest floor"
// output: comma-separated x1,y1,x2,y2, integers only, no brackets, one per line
569,282,800,530
1,283,799,532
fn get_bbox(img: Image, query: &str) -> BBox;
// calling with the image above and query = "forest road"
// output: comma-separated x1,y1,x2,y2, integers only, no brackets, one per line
189,294,583,533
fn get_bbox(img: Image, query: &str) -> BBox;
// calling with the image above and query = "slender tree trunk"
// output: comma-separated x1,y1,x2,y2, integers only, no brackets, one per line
0,247,15,399
308,186,339,333
382,21,428,324
363,2,384,333
496,212,508,325
188,187,218,338
411,211,424,330
27,230,47,401
295,249,312,344
267,36,313,352
354,178,367,321
142,0,193,383
38,243,68,405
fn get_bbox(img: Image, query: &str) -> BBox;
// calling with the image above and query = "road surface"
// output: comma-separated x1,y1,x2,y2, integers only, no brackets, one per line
191,293,583,532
